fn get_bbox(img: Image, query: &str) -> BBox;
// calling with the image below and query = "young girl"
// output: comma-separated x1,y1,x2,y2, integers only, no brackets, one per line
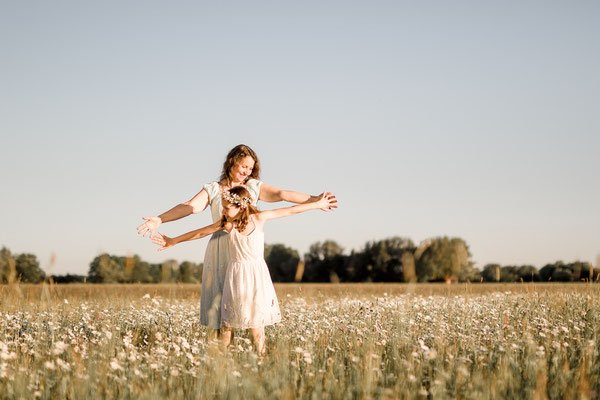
152,186,336,354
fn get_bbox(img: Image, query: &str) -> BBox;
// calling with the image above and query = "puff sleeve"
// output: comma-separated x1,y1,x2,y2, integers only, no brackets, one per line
202,181,220,202
245,179,263,205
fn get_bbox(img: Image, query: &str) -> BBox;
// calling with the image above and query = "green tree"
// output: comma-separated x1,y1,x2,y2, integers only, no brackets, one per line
516,265,539,282
415,237,473,282
117,254,162,283
265,243,300,282
178,261,202,283
401,251,417,283
130,260,155,283
539,261,588,282
303,240,345,282
0,247,17,284
500,266,521,282
344,250,370,282
305,240,344,263
358,237,415,282
15,253,45,283
579,262,596,281
50,274,86,283
88,254,125,283
161,260,178,283
148,263,161,283
539,263,557,281
481,263,502,282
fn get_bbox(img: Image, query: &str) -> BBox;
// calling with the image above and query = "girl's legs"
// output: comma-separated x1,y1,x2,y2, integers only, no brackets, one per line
220,327,233,348
207,328,235,341
207,328,219,342
249,327,265,356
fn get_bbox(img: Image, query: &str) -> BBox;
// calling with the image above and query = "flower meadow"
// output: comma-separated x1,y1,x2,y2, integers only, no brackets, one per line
0,283,598,399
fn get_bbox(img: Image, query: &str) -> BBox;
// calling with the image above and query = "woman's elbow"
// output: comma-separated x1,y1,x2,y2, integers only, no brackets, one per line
261,190,284,203
276,190,292,202
183,202,202,214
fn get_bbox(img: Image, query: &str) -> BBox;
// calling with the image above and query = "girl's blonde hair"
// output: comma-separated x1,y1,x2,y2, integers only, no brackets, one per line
220,144,261,184
221,186,259,232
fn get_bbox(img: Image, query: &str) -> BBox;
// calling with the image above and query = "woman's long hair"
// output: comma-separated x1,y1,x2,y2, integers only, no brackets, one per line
219,144,261,183
221,186,259,232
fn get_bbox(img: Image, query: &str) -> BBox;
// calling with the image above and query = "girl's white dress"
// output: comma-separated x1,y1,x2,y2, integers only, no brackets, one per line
221,216,282,329
200,179,262,329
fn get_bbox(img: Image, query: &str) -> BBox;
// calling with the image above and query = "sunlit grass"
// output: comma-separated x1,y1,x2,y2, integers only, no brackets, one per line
1,283,598,399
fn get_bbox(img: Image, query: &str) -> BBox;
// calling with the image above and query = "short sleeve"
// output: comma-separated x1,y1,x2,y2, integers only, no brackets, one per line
202,181,220,202
245,179,263,205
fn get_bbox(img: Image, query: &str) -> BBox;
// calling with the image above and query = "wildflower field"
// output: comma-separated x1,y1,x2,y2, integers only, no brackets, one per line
1,283,598,399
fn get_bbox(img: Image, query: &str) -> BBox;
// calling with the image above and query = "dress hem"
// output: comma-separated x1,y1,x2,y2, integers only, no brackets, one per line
221,319,282,330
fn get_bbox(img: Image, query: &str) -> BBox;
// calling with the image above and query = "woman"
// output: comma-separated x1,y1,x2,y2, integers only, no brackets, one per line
137,144,337,335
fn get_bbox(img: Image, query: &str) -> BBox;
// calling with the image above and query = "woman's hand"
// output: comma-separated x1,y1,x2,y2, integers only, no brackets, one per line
317,192,338,211
316,193,337,211
137,216,162,237
151,232,175,251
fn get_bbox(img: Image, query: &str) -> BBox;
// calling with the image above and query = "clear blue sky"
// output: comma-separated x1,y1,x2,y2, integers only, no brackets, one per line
1,1,599,275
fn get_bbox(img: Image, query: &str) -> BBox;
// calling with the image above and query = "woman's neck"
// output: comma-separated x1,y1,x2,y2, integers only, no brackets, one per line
221,178,244,189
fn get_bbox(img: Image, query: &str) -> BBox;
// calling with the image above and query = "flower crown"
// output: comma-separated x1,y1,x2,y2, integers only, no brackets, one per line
222,190,252,208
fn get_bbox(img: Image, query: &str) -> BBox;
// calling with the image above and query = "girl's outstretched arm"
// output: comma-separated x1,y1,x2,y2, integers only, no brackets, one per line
151,221,223,251
256,193,336,222
259,183,338,211
137,189,211,237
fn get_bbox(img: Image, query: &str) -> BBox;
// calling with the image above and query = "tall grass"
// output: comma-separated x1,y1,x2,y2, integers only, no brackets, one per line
0,283,598,399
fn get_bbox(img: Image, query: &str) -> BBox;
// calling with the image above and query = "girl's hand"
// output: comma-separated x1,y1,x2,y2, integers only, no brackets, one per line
317,191,338,211
316,193,337,210
137,216,162,237
151,232,175,251
222,221,234,233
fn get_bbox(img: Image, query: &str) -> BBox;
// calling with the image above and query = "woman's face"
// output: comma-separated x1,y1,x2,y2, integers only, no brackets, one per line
229,156,255,184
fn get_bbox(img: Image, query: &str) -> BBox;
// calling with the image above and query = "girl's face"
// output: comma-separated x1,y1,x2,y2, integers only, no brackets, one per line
229,156,255,184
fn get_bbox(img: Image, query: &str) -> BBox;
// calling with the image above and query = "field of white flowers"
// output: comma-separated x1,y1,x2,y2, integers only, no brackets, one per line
0,283,598,399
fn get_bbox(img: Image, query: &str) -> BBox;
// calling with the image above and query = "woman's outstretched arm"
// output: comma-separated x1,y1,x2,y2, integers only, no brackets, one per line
259,183,338,211
151,221,223,251
137,189,211,237
256,193,336,222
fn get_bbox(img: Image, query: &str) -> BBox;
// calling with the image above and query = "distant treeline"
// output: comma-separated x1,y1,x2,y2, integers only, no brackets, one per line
1,238,598,284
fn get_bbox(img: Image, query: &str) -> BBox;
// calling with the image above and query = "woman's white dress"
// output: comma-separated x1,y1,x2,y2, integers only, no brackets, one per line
221,216,281,329
200,179,262,329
